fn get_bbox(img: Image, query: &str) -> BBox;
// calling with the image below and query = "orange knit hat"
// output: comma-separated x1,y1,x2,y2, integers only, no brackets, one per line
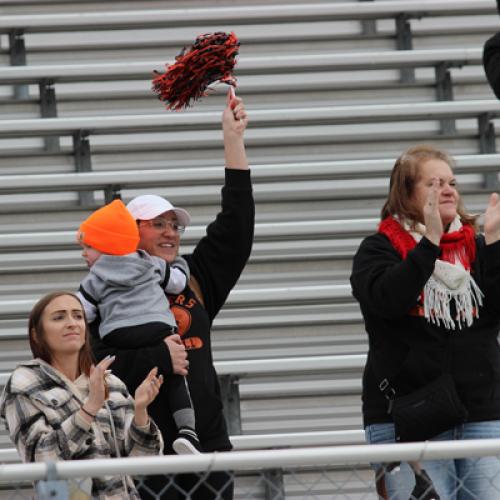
77,199,139,255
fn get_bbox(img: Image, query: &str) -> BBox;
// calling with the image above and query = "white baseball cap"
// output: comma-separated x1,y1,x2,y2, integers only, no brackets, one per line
126,195,191,227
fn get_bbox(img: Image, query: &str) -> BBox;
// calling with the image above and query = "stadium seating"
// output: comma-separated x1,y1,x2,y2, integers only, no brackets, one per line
0,0,499,497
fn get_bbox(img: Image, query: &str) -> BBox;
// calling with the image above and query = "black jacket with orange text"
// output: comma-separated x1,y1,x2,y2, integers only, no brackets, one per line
90,168,254,452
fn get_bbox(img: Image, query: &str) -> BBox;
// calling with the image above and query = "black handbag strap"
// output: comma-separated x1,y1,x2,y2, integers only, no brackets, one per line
372,334,453,414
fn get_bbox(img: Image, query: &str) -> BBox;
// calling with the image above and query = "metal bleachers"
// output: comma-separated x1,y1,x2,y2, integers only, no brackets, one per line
0,1,499,497
2,99,500,137
0,47,485,85
0,2,495,33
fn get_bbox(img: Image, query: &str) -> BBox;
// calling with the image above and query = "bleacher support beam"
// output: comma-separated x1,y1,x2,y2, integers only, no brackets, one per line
39,79,59,153
220,375,242,436
478,113,498,190
8,29,28,99
104,185,122,204
72,131,94,206
435,63,456,134
359,0,377,36
395,14,415,84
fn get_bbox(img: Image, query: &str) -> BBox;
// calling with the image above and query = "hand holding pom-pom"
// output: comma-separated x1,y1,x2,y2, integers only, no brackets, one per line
152,32,240,111
223,87,248,138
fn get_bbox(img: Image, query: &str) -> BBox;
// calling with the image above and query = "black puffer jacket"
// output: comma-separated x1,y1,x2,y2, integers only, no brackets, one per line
350,232,500,427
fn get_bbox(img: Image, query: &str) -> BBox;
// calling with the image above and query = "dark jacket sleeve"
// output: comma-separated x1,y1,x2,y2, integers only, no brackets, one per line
477,236,500,318
484,31,500,99
184,168,255,321
350,233,440,318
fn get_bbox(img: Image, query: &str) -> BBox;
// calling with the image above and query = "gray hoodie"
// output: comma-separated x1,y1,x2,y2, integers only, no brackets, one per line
78,250,189,339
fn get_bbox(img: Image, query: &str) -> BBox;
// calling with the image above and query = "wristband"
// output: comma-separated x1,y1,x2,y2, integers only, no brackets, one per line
81,406,96,419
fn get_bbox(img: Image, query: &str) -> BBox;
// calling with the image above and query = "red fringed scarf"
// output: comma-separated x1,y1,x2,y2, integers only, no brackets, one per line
378,216,483,329
378,216,476,270
152,32,240,111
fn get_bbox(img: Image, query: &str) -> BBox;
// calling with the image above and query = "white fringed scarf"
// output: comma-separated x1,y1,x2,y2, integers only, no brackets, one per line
379,216,483,330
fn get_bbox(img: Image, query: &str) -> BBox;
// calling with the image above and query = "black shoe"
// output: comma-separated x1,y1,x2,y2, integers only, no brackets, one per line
172,428,202,454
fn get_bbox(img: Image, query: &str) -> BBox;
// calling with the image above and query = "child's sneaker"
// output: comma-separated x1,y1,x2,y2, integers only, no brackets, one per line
172,427,202,454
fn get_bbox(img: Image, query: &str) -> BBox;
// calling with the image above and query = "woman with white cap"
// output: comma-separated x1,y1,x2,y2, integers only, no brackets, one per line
89,88,253,500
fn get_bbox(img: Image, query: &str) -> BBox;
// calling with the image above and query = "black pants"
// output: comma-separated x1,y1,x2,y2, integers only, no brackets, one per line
105,324,193,425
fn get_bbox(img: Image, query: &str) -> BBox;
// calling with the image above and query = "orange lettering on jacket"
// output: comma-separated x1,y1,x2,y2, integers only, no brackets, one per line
172,294,196,309
185,298,196,309
183,337,203,350
174,295,185,306
171,305,192,336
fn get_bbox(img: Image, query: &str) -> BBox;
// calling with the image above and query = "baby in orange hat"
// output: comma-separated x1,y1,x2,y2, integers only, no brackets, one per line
77,199,201,454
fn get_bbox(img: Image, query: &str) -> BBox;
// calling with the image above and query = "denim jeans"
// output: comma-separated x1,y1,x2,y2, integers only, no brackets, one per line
365,421,500,499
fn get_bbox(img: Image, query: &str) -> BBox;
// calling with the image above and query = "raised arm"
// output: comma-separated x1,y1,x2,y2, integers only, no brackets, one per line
223,87,248,170
186,90,254,319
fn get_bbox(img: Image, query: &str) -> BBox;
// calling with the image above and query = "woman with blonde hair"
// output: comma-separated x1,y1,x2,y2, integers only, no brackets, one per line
0,291,164,499
351,145,500,499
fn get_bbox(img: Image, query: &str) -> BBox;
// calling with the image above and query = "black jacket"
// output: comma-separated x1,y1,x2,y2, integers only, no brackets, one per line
350,232,500,427
90,168,254,452
484,30,500,99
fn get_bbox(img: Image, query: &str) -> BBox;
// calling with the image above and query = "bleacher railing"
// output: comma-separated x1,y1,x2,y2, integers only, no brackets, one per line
2,440,500,499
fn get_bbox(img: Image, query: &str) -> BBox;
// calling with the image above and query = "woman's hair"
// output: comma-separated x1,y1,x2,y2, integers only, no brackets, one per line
380,144,476,227
28,291,94,377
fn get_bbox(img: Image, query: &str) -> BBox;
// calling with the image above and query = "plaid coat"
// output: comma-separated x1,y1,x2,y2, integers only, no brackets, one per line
0,359,163,499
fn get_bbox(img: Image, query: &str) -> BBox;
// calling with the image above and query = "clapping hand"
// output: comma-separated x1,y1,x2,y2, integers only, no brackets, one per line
85,355,115,415
134,367,163,426
484,193,500,245
423,178,443,246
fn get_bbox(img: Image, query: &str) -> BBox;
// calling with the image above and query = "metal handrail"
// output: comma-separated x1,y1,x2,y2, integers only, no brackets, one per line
2,439,500,480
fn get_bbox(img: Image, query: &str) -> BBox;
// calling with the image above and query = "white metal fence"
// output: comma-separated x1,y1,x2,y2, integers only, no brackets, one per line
2,440,500,499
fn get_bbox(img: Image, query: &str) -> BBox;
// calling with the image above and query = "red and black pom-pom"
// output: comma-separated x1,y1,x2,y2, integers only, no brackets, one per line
152,32,240,111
